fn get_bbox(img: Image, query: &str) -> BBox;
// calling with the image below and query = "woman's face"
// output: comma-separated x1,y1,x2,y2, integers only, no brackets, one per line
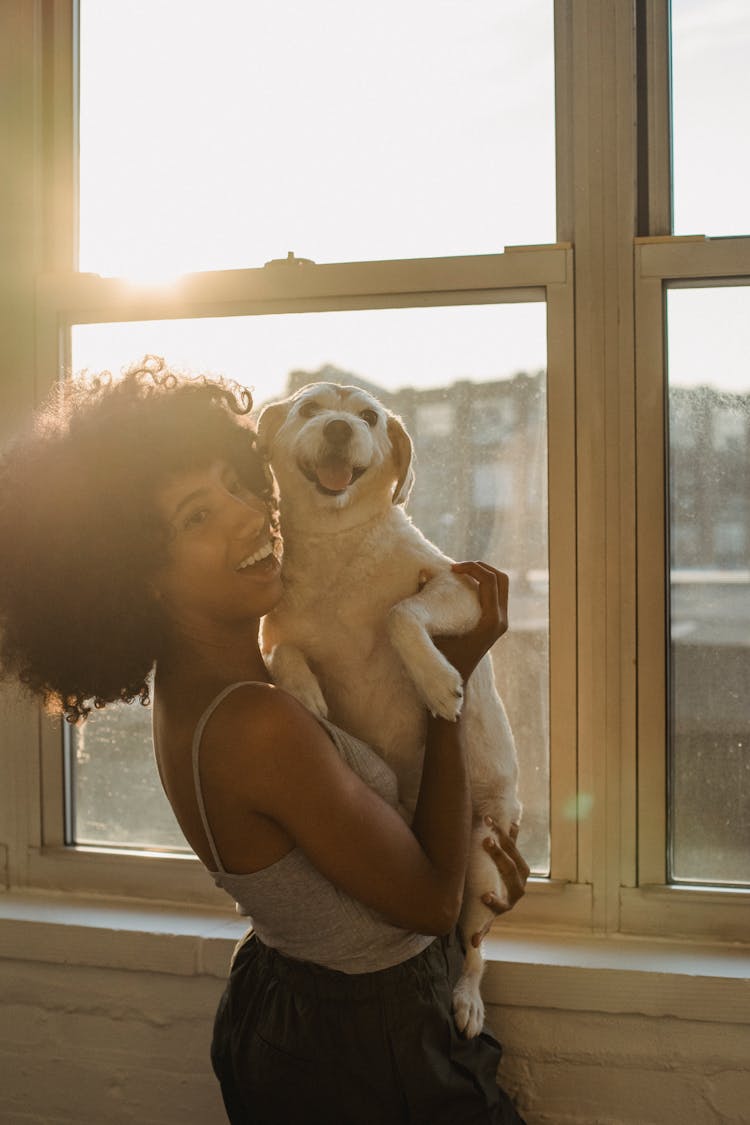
153,459,283,630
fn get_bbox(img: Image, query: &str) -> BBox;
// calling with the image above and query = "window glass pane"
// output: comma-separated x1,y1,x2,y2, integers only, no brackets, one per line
66,685,188,851
79,0,556,276
667,287,750,885
671,0,750,236
70,302,551,872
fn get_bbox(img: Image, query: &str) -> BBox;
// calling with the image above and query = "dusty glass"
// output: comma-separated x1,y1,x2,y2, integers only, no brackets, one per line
69,301,551,872
667,287,750,885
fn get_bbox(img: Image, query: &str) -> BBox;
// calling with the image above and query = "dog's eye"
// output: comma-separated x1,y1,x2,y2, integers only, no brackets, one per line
360,409,378,427
298,401,321,418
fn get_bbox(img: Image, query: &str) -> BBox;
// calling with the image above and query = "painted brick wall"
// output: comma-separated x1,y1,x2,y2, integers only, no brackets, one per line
1,956,748,1125
490,1006,750,1125
0,959,227,1125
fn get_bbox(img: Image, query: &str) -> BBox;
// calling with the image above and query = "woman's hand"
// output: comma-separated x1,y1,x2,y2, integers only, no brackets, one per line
430,562,510,685
471,819,530,947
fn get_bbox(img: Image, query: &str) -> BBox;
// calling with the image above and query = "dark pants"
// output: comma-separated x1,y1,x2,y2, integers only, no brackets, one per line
211,930,526,1125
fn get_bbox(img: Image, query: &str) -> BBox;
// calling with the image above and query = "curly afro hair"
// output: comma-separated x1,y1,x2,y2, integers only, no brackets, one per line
0,356,276,723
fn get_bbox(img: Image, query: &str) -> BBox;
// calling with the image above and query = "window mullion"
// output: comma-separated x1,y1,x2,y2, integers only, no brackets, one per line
545,257,578,883
563,0,639,928
42,0,78,272
634,260,669,886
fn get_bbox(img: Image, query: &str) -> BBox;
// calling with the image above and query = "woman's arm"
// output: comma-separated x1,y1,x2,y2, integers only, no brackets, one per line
407,561,510,929
201,562,509,936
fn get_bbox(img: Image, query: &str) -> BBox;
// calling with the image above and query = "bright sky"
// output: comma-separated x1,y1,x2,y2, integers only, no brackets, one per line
76,1,750,395
78,0,556,275
671,0,750,239
76,0,553,397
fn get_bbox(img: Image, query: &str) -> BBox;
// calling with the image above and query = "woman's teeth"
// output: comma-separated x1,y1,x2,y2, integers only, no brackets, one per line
236,543,274,570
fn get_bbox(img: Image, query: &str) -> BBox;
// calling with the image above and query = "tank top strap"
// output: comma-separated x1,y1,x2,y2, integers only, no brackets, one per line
191,681,260,874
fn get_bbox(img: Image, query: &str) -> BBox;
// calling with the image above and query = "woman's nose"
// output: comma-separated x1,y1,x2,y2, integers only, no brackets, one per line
227,492,266,536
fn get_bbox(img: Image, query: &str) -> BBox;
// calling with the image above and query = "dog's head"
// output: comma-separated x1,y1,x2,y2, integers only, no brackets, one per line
257,383,415,526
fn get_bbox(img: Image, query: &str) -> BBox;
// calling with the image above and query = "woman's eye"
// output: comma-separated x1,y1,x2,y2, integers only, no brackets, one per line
360,409,378,427
184,507,209,529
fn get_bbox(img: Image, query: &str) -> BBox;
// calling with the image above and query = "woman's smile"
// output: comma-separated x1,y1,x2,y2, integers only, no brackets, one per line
154,459,284,622
234,540,283,582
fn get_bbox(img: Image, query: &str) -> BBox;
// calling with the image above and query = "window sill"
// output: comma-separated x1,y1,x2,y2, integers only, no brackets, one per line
1,890,748,1025
0,889,247,979
481,928,750,1025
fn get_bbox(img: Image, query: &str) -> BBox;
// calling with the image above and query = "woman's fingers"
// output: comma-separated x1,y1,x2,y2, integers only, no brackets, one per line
471,820,530,944
450,561,509,635
431,562,510,684
483,834,528,908
451,560,508,604
487,822,531,880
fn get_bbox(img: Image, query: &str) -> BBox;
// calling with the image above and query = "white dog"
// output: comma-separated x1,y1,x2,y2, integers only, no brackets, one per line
257,381,521,1038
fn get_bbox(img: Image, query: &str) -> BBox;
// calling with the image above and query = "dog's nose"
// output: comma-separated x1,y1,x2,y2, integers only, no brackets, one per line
324,419,352,446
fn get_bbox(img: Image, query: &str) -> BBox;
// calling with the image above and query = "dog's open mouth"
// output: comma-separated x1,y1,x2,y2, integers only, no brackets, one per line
300,458,366,496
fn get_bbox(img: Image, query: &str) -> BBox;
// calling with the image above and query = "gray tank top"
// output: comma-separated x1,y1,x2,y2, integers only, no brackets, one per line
192,682,434,974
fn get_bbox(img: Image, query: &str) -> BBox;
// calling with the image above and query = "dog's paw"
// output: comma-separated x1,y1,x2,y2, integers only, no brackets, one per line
267,645,329,719
419,661,465,722
387,605,465,721
289,681,329,720
452,975,485,1039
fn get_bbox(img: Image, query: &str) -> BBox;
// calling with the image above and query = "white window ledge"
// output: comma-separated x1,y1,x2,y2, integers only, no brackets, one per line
0,890,247,979
481,930,750,1025
1,891,748,1026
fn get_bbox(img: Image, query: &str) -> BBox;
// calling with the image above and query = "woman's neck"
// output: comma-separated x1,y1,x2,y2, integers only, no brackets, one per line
157,618,271,690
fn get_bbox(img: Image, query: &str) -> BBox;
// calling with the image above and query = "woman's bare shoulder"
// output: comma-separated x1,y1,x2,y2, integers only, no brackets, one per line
200,681,333,772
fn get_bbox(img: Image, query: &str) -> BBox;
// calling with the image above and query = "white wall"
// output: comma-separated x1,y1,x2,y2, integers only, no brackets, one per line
0,901,748,1125
0,959,226,1125
494,1006,750,1125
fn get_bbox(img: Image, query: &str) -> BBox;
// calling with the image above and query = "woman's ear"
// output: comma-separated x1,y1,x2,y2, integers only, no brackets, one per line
386,413,415,506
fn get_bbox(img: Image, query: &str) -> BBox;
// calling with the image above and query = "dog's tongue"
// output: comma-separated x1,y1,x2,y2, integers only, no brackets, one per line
316,460,354,492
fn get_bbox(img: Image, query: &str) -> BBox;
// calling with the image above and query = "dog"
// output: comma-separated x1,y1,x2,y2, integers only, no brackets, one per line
257,381,521,1038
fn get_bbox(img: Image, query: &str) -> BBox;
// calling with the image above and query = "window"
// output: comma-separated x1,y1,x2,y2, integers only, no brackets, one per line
630,3,750,935
666,288,750,888
68,301,558,877
23,0,578,913
79,0,556,275
2,0,747,944
671,0,750,237
414,401,455,441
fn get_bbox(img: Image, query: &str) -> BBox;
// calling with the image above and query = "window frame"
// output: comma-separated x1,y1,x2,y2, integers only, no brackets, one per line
1,0,748,947
31,247,580,923
626,0,750,940
12,0,578,924
630,234,750,942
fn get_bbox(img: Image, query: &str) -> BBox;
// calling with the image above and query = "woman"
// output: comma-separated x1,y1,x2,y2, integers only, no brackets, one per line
0,358,528,1124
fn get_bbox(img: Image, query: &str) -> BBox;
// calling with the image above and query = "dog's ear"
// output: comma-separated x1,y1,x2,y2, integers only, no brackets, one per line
387,414,415,506
256,400,290,457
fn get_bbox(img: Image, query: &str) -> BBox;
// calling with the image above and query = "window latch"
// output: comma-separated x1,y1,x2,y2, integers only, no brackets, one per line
264,251,316,268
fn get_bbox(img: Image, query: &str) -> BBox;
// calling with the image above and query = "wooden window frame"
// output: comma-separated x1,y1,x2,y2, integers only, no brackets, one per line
1,0,746,947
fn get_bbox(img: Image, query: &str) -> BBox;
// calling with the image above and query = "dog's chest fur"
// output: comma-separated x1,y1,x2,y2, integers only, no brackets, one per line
270,508,448,637
262,508,449,787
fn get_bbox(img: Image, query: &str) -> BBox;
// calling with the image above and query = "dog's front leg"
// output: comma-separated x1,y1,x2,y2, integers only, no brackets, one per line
386,572,481,722
452,822,506,1038
265,643,328,719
